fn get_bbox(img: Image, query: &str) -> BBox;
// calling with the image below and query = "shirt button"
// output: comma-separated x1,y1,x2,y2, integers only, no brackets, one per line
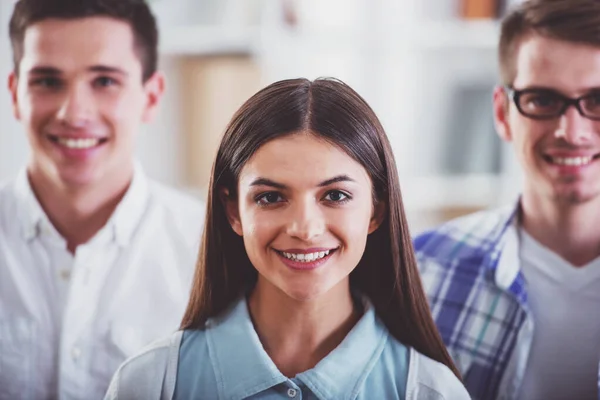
287,388,297,398
59,269,71,280
71,347,82,361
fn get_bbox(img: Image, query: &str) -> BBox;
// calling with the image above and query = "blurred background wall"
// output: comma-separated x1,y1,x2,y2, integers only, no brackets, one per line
0,0,524,234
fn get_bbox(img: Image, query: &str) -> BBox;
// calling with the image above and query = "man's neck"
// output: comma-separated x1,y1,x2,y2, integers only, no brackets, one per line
248,278,360,378
27,164,133,254
521,191,600,267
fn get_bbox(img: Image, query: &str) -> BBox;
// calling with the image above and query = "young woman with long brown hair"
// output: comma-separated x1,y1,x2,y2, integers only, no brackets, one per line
105,78,469,399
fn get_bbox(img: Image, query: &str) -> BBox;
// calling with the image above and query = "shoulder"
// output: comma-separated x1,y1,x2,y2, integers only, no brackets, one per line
414,206,513,257
406,349,471,400
0,176,18,207
413,206,515,273
0,177,20,230
148,180,205,218
104,331,183,400
179,328,210,358
147,180,206,237
0,177,12,197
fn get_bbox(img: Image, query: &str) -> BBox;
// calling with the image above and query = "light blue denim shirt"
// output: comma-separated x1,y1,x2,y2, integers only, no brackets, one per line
174,295,407,399
105,295,470,400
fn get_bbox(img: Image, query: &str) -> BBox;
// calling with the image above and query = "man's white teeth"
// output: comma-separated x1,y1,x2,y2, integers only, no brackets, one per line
550,156,593,166
282,250,331,262
57,138,101,149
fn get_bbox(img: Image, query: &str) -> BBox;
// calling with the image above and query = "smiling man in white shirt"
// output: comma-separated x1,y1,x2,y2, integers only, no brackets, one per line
0,0,205,399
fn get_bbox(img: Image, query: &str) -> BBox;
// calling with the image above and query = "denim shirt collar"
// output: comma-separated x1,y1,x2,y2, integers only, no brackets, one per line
205,294,389,400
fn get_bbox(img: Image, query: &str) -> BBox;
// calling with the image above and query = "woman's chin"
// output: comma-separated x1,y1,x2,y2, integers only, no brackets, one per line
278,283,331,302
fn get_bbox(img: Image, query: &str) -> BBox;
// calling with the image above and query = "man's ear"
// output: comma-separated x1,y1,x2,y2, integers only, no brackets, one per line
368,199,386,234
493,85,513,142
220,188,243,236
141,71,165,123
8,71,21,121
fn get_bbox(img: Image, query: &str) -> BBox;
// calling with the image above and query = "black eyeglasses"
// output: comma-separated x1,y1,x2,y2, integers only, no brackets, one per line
504,86,600,121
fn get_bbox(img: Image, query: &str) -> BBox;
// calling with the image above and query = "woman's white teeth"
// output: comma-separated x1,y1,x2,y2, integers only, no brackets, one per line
282,250,330,262
57,138,101,149
551,156,593,166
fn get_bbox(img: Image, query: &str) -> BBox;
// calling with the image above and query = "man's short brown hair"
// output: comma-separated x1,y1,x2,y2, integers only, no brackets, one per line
9,0,159,82
499,0,600,85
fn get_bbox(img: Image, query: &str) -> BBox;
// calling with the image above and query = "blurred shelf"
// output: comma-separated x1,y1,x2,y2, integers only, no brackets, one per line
402,173,518,211
159,24,372,56
413,20,500,51
160,25,260,56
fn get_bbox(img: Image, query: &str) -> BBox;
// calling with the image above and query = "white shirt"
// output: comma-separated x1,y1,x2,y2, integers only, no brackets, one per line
518,228,600,400
0,164,205,400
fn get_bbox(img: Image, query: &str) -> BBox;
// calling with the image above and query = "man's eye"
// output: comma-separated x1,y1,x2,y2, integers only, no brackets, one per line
31,77,62,88
528,95,559,107
585,94,600,106
95,76,117,87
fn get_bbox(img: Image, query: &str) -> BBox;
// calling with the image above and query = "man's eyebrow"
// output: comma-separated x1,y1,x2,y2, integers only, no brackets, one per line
88,65,128,76
27,65,129,76
28,66,62,76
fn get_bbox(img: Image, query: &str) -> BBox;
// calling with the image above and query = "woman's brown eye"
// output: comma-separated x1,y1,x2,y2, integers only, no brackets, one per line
257,192,283,205
324,191,349,202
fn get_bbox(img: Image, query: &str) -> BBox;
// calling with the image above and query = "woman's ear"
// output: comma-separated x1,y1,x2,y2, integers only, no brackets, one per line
368,199,386,234
220,188,243,236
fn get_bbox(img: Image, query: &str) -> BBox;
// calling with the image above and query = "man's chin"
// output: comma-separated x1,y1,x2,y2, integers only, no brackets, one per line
551,186,600,205
56,168,101,189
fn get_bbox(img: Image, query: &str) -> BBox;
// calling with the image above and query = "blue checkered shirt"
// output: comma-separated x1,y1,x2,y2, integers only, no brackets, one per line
414,204,534,400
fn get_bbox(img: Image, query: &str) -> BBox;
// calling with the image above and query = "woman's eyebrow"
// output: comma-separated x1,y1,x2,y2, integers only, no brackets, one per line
249,178,287,189
249,174,355,189
318,175,355,187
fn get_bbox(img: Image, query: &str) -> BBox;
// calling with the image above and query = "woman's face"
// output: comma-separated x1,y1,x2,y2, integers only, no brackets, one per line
225,133,384,301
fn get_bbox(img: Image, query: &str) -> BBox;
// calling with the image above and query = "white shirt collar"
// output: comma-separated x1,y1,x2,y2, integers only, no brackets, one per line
13,160,150,247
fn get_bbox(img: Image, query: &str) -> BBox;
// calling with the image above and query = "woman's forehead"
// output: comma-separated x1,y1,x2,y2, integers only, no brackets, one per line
238,134,371,188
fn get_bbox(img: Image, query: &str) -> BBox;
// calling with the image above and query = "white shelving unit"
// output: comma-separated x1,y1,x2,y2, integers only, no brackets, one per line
394,11,512,222
414,20,500,51
149,0,517,229
159,26,259,56
402,173,520,211
0,0,522,231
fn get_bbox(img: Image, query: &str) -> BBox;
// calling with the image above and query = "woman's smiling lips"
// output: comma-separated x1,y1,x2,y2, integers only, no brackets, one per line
273,247,339,271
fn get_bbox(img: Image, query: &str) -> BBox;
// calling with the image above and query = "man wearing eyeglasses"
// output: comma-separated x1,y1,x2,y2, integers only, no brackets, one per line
414,0,600,399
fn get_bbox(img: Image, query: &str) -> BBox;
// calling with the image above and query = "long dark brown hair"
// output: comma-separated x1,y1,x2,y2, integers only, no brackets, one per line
181,77,461,379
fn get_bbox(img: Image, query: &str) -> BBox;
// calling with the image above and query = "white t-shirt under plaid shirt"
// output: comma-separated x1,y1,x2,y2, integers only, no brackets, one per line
518,228,600,400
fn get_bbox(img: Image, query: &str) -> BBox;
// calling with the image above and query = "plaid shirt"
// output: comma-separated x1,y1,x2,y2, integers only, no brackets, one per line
414,203,533,400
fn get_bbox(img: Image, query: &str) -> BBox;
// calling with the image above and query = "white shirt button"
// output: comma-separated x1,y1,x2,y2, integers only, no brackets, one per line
287,388,297,398
71,347,82,361
59,269,71,280
40,223,53,236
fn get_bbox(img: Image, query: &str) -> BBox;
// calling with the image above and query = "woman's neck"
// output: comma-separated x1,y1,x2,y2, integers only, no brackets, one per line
248,278,361,378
